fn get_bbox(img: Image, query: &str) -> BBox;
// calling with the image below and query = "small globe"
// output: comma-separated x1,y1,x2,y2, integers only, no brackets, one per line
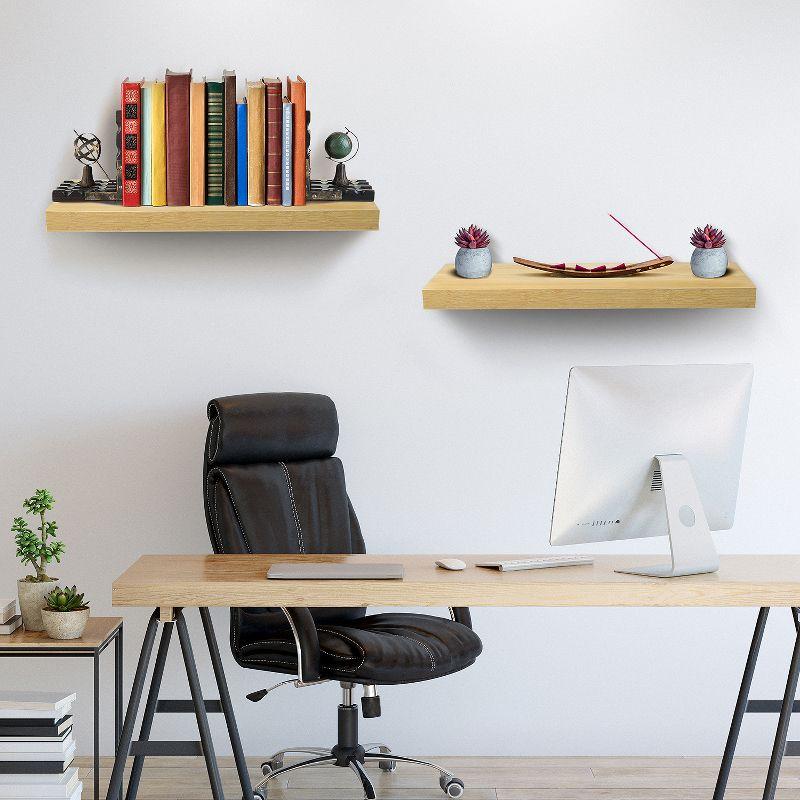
74,132,102,165
325,131,353,161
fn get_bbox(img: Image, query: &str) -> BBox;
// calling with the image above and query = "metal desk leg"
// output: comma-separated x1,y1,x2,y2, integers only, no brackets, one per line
175,610,225,800
105,611,159,800
200,607,254,799
125,623,174,800
762,608,800,800
94,653,100,800
714,607,770,799
115,626,123,800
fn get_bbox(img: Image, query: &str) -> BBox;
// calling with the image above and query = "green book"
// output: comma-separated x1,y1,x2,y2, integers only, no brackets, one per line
205,81,224,205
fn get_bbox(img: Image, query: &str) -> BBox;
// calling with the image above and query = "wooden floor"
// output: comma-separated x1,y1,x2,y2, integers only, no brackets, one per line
74,755,800,799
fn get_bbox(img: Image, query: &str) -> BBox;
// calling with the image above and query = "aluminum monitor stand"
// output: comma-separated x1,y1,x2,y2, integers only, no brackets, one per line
616,454,721,578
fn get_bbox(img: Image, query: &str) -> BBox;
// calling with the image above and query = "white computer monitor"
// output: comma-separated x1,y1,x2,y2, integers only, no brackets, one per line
550,364,753,577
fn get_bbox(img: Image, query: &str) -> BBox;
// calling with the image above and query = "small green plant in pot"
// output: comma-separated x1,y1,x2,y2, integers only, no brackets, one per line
12,489,65,631
41,586,90,640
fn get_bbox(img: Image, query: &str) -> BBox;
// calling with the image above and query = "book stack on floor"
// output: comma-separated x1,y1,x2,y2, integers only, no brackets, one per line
122,70,309,208
0,692,80,800
0,601,20,636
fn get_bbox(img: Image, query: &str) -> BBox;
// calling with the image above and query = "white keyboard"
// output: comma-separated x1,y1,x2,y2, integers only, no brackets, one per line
475,556,594,572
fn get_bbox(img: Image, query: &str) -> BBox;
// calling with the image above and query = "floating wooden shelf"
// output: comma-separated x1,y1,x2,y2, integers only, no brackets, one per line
45,201,379,232
422,261,756,310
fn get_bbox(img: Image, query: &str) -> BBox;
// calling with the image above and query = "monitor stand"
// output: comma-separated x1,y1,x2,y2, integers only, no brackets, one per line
615,454,720,578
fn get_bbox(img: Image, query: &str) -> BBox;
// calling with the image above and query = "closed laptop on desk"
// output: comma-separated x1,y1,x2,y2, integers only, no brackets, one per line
267,563,405,580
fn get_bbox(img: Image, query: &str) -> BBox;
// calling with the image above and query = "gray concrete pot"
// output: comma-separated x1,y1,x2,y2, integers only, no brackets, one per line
455,247,492,278
17,578,58,632
691,246,728,278
41,608,90,640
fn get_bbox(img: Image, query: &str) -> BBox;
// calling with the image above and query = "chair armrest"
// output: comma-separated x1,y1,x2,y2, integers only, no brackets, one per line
449,607,473,628
280,607,322,682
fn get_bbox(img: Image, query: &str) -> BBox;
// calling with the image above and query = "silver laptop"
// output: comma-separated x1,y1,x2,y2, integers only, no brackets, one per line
267,562,404,580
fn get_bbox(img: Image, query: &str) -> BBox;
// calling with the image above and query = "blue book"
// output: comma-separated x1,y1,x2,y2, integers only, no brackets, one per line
236,101,247,206
281,99,293,206
140,83,152,205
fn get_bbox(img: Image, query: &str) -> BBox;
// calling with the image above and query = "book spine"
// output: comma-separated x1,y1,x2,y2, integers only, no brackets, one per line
282,100,293,207
265,80,282,205
189,82,205,206
205,82,224,205
121,81,141,206
236,102,247,205
288,77,306,205
165,71,191,206
222,71,237,205
150,82,167,206
246,82,265,205
140,84,152,205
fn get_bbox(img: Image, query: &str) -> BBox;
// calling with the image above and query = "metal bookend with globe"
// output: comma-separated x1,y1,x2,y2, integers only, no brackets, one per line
52,130,118,202
309,127,375,201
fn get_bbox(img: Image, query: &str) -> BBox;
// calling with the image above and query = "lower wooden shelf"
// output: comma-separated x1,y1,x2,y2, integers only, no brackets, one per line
422,261,756,310
45,201,379,232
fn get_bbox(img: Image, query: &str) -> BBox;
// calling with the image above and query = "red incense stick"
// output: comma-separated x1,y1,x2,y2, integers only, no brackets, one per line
608,214,663,259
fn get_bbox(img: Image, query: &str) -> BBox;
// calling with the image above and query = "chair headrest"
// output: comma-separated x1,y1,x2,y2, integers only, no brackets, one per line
207,393,338,465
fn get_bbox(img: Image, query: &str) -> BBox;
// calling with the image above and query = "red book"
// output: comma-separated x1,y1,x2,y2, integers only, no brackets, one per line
165,69,191,206
264,78,282,205
121,79,142,206
286,76,307,205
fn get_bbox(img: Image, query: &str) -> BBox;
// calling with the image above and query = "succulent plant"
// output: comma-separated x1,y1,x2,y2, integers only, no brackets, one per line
690,225,726,250
455,225,490,249
12,489,64,582
44,585,89,613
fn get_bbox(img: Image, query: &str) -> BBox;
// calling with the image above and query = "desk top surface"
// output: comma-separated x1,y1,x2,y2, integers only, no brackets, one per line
112,554,800,608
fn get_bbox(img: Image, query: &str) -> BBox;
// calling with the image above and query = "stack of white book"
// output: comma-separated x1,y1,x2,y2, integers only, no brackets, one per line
0,692,80,800
0,600,20,635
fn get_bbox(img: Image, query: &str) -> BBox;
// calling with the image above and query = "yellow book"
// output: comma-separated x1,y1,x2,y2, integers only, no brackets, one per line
189,81,205,207
150,81,167,206
246,80,265,205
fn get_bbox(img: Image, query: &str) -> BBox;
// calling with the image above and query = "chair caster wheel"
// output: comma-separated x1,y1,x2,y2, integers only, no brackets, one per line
378,758,397,772
252,790,267,800
440,776,465,798
261,757,283,775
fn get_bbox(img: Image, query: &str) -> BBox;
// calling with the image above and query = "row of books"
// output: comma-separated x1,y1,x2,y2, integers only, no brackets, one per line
0,692,80,799
0,600,20,636
120,70,310,208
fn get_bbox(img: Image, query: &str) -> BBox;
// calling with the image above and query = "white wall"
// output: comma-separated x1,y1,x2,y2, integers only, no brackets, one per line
2,0,799,758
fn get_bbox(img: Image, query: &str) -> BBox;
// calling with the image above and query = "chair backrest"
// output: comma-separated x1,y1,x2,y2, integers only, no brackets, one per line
203,393,366,643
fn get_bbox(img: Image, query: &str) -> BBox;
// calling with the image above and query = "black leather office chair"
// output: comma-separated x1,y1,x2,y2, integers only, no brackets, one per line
203,393,482,800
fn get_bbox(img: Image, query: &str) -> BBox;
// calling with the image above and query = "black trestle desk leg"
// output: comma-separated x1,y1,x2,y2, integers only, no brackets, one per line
762,608,800,800
175,610,225,800
200,606,254,799
714,607,770,800
105,611,159,800
125,623,174,800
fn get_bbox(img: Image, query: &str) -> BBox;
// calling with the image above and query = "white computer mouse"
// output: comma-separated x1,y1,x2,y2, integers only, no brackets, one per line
435,558,467,571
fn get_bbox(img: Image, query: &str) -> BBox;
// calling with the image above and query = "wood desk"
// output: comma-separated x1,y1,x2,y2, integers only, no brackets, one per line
107,555,800,800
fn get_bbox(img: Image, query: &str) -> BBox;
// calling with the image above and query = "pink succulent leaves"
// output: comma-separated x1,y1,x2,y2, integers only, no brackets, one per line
690,225,726,249
455,225,490,249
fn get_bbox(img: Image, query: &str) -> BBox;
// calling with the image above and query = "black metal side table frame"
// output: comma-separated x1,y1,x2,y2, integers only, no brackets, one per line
0,621,123,800
715,607,800,800
104,607,253,800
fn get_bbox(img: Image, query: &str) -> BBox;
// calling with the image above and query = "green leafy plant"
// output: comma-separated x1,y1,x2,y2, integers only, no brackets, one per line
44,585,89,613
12,489,65,582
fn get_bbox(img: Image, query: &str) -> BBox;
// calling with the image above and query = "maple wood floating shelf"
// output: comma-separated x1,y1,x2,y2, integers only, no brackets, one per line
423,261,756,310
45,201,379,233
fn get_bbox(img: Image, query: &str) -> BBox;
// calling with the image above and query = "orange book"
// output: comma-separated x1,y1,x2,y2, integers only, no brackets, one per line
189,81,205,206
246,80,266,205
286,75,307,205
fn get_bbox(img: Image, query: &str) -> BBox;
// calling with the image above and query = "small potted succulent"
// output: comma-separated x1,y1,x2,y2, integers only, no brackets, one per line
12,489,65,631
690,224,728,278
454,225,492,278
41,586,90,640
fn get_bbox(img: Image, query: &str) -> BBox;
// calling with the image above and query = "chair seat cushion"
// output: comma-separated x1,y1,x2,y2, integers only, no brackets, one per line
236,613,482,685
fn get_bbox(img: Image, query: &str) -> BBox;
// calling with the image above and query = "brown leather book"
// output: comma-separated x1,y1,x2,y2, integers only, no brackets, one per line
246,80,265,205
189,81,205,206
264,78,282,205
287,76,307,205
165,70,191,205
222,70,237,205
